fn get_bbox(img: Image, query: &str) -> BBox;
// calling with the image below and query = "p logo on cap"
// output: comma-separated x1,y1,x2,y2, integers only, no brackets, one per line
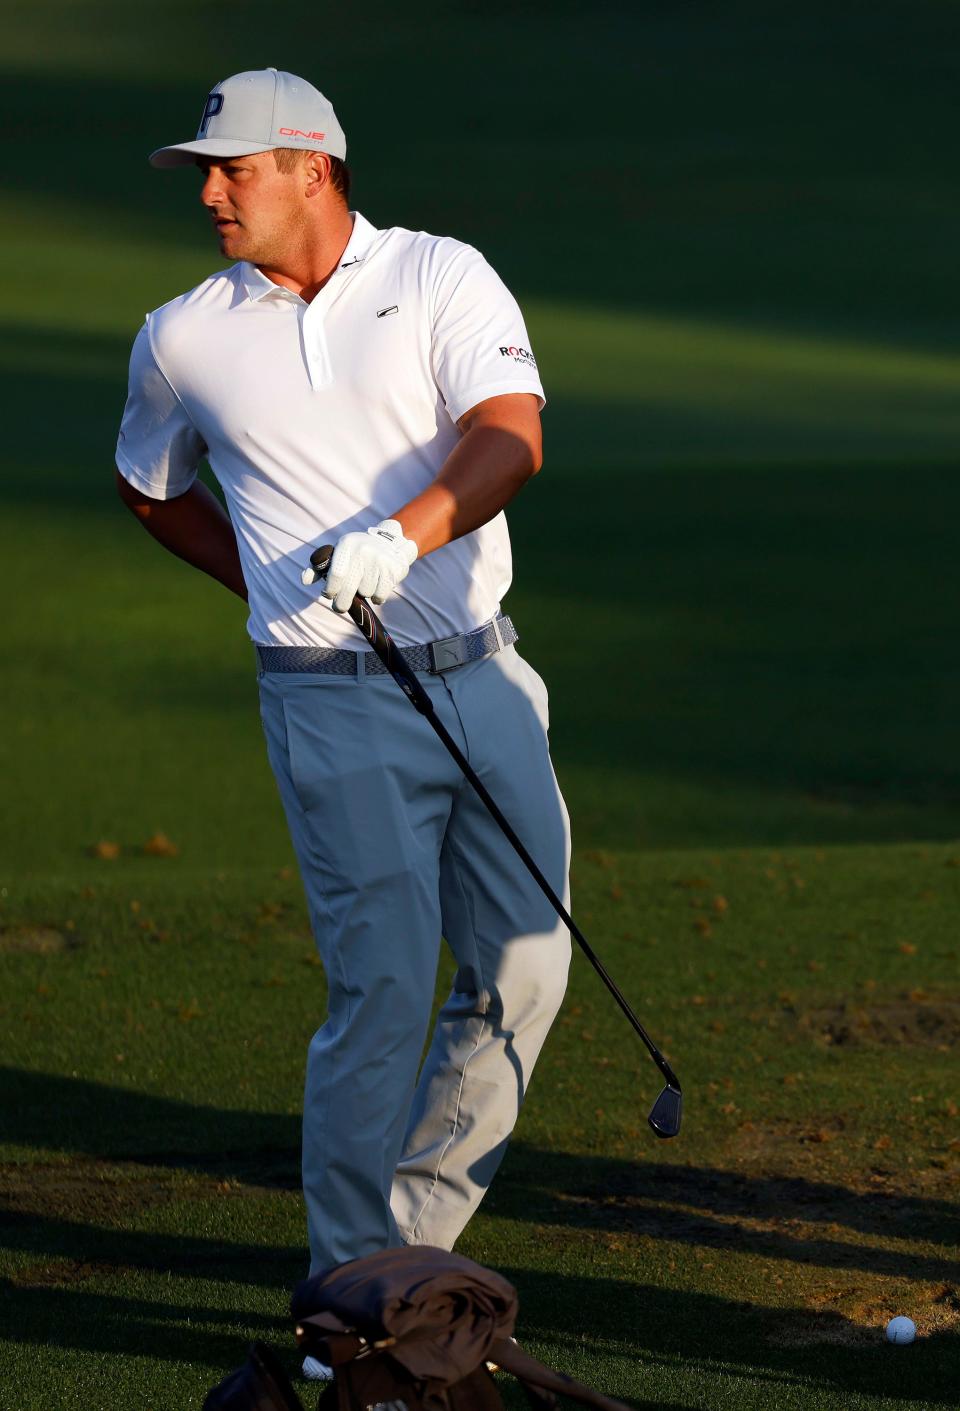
198,93,224,137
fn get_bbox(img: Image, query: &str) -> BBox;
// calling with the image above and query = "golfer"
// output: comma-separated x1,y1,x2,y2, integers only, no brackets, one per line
116,68,571,1283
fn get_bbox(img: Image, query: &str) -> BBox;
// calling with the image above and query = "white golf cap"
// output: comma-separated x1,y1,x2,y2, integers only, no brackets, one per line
149,67,346,168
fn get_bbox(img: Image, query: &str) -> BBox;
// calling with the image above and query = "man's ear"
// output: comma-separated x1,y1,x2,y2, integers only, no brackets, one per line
303,151,332,198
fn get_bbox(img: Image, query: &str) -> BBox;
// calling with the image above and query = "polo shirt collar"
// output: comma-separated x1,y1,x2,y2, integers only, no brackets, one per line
239,211,380,303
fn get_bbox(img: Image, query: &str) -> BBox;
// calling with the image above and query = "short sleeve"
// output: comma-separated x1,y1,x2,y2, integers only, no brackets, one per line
430,245,545,424
115,321,206,498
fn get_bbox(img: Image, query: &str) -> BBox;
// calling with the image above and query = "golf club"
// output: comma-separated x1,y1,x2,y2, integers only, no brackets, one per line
302,545,682,1138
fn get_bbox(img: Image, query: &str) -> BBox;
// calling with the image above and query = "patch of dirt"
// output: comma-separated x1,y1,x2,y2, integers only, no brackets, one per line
770,1308,878,1349
552,1188,959,1283
771,1281,960,1347
544,1146,960,1267
0,1160,184,1222
0,926,80,955
723,1120,871,1185
8,1258,137,1288
790,999,960,1048
0,1159,282,1224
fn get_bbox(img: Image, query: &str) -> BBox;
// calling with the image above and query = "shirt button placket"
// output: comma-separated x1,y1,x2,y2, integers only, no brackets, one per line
302,301,332,391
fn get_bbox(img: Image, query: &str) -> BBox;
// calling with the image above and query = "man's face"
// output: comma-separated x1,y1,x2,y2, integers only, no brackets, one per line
197,151,307,265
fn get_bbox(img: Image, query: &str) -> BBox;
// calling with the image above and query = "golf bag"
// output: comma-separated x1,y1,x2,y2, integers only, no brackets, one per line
203,1246,632,1411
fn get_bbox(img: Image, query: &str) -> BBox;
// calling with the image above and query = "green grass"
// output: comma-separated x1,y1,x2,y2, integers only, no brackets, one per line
3,0,960,1406
1,846,958,1408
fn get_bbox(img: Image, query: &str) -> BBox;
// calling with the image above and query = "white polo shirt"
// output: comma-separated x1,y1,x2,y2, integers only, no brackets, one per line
116,212,545,649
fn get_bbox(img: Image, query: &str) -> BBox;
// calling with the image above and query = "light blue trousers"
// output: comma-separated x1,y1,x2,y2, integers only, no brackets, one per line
257,642,571,1275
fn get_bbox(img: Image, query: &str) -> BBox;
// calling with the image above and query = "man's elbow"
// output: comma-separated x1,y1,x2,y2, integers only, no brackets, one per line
116,468,140,505
115,469,161,522
516,422,542,480
460,394,542,477
528,434,543,477
500,417,541,481
513,404,542,478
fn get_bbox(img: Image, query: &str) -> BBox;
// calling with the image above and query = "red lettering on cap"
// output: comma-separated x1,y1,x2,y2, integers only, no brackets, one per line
278,128,327,139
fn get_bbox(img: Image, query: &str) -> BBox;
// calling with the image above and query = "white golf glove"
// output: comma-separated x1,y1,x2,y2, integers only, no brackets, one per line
321,519,418,613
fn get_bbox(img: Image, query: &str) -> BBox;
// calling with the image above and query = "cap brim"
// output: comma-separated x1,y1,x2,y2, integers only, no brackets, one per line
149,138,277,169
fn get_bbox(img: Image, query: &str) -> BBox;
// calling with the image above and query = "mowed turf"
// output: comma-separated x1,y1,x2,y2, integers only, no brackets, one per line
1,846,958,1410
3,0,960,1407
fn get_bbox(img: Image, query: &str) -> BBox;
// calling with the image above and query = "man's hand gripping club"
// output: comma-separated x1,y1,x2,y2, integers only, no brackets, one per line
301,518,418,611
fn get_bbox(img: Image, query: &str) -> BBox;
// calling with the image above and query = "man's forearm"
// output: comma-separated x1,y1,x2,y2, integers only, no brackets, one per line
115,472,248,602
393,395,542,558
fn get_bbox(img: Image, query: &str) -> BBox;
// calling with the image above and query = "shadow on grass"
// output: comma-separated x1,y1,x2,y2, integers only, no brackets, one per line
494,1144,960,1254
4,1070,956,1253
0,1066,300,1183
1,1073,958,1400
500,1267,960,1407
0,1210,299,1292
2,1264,957,1406
0,1279,288,1371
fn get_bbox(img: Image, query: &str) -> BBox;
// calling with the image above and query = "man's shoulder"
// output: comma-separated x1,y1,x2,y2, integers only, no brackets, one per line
145,265,243,333
376,225,486,280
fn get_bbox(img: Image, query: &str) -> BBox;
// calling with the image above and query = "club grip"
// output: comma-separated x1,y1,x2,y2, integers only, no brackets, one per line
307,543,336,581
303,542,434,718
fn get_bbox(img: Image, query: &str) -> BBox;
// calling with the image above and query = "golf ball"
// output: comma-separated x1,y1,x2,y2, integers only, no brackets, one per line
885,1316,916,1345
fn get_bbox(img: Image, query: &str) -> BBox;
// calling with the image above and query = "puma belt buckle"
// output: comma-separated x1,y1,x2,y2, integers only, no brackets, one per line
428,634,469,673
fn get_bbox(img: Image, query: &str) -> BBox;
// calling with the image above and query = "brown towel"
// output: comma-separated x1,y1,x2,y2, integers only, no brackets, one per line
292,1245,631,1411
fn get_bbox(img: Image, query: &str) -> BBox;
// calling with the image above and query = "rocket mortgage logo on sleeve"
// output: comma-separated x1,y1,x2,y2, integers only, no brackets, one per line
499,344,538,369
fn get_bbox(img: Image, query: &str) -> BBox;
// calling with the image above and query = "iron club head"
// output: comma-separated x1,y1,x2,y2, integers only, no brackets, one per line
647,1084,683,1139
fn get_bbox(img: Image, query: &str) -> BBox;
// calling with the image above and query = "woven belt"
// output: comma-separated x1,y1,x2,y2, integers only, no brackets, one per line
256,613,518,676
